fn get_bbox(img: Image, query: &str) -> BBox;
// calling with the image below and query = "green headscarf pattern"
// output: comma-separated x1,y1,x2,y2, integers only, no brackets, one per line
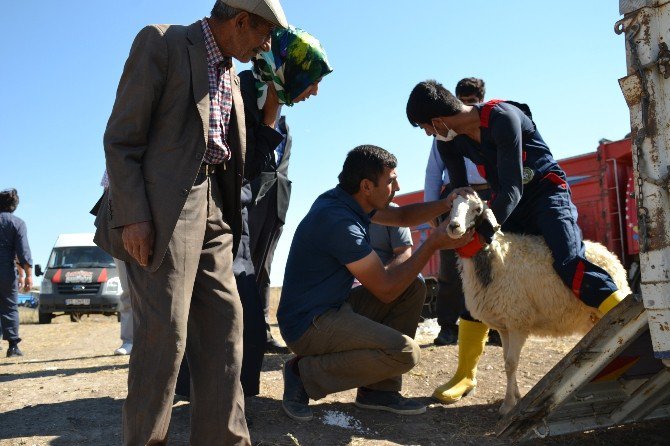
252,25,333,108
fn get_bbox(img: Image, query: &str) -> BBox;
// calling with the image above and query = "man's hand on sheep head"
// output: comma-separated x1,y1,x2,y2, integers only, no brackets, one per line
442,187,475,214
430,220,475,251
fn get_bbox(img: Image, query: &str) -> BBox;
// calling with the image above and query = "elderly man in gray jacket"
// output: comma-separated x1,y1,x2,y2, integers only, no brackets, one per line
94,1,287,444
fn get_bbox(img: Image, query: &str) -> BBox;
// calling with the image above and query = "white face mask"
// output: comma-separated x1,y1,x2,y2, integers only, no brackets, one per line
435,129,458,142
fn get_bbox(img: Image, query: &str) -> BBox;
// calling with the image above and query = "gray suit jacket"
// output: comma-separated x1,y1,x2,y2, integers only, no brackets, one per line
94,21,246,272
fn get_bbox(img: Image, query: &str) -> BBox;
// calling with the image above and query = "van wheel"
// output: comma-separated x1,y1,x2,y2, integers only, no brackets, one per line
38,312,53,324
70,312,83,322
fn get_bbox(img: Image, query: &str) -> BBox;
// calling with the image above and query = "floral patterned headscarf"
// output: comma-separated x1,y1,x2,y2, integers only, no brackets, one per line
252,25,333,108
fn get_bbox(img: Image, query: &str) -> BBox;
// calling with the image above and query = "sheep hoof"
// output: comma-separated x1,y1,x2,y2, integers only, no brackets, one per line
499,401,515,416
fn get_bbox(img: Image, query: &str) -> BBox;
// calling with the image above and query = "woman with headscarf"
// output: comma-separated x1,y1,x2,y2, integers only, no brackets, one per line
176,26,332,403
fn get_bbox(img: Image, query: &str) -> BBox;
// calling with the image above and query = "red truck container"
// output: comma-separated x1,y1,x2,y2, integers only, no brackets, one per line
396,137,640,309
559,138,639,270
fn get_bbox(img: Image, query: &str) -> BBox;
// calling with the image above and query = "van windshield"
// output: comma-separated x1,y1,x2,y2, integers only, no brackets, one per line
47,247,115,269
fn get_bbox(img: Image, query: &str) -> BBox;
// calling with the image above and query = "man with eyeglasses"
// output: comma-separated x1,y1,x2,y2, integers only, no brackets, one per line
93,1,287,444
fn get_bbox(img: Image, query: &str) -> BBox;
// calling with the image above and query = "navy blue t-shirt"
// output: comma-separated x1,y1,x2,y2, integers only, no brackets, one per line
278,186,373,343
0,212,32,268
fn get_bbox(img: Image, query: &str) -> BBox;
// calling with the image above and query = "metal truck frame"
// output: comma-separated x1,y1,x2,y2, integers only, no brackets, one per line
497,1,670,440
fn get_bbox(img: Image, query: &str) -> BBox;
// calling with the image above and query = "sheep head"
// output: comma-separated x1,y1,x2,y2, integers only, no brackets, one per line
446,191,499,242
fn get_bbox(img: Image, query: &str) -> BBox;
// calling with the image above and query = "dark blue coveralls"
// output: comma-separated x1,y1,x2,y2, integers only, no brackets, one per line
0,212,32,346
439,100,619,316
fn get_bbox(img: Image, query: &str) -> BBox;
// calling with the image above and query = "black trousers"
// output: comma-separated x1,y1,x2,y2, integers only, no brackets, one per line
248,184,284,339
0,266,20,344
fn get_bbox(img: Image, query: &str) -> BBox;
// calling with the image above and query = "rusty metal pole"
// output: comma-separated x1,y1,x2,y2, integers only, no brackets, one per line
617,0,670,365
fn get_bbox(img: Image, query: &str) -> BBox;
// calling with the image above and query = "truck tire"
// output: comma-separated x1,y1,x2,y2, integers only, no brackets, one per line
421,278,439,319
38,312,53,324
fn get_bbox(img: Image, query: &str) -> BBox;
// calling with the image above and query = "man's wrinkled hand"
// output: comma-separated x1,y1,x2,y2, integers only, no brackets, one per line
262,83,280,127
122,221,155,267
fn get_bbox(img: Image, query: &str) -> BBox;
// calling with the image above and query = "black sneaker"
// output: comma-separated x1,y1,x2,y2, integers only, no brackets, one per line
487,329,503,347
266,338,290,354
6,344,23,358
434,325,458,346
355,388,426,415
282,358,312,421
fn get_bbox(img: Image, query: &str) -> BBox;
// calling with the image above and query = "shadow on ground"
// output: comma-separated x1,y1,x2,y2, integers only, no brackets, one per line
245,397,506,446
1,394,667,446
0,397,123,445
0,362,128,383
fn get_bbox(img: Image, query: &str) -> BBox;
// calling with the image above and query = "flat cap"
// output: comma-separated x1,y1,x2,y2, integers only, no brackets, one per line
224,0,288,28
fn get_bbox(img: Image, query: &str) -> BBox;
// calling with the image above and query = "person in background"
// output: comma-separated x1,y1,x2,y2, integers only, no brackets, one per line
99,171,134,357
175,25,332,403
92,1,288,444
278,145,472,421
352,202,420,287
113,258,133,355
352,203,426,325
367,204,414,270
424,77,500,347
0,188,32,358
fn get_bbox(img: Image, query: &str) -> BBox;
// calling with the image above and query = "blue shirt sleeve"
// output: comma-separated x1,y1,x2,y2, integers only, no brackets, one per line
323,216,373,265
13,217,32,266
424,139,447,202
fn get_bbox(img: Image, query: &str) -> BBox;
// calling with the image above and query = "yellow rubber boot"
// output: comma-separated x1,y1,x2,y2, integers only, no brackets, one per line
432,320,489,404
598,290,627,314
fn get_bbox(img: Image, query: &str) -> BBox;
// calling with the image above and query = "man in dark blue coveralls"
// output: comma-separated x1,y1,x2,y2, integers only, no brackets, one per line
0,188,32,358
405,80,627,404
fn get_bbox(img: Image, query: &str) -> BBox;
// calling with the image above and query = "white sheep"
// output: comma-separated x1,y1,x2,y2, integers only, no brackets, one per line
446,191,631,415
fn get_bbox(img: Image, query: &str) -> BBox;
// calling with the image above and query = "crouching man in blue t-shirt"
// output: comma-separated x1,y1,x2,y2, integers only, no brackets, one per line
278,145,474,421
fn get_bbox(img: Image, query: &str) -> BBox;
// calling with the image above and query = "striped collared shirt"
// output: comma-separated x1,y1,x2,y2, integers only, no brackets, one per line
201,18,233,164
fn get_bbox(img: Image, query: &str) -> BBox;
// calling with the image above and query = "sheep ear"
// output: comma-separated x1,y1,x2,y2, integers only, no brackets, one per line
483,208,500,232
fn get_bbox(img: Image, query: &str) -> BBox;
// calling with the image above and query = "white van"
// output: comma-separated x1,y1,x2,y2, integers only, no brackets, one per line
35,233,121,324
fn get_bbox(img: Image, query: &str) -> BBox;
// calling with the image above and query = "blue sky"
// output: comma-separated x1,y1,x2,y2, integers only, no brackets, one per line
1,1,631,285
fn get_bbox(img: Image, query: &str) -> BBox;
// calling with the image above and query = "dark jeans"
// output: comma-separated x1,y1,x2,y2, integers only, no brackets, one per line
0,267,20,344
501,175,618,307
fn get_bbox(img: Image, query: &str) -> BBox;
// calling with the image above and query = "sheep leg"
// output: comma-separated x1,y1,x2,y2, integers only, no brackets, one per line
499,330,527,416
498,329,509,356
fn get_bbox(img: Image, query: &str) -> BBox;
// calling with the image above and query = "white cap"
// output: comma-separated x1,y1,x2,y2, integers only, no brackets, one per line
224,0,288,28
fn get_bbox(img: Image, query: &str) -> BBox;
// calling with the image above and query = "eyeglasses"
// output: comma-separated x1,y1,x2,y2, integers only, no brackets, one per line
252,21,275,41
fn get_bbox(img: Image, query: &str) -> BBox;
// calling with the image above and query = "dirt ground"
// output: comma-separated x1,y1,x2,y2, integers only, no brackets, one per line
1,294,667,446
